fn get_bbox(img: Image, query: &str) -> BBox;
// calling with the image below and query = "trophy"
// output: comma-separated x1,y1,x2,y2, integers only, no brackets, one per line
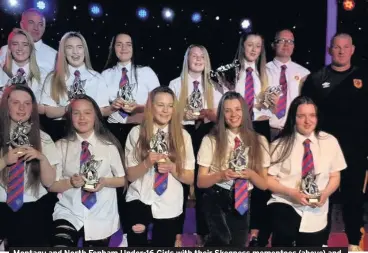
7,121,32,149
117,83,136,110
300,172,321,203
210,60,241,91
7,73,27,86
187,89,203,116
68,79,86,100
260,86,283,109
149,128,169,163
80,155,102,190
229,140,250,172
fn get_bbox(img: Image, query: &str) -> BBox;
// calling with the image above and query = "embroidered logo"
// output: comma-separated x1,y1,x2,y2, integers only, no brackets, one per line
322,82,330,88
353,79,363,89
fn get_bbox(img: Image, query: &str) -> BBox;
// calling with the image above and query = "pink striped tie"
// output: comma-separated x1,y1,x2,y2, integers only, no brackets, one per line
119,68,129,118
233,137,249,215
302,139,314,177
275,65,287,119
7,159,25,212
80,141,97,209
244,67,254,119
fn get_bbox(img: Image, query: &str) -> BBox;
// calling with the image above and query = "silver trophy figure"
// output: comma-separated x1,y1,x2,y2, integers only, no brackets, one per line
229,141,250,172
149,128,169,163
68,79,86,100
118,84,136,110
187,89,203,116
7,121,32,148
300,172,321,203
210,60,241,91
80,155,102,190
261,86,283,109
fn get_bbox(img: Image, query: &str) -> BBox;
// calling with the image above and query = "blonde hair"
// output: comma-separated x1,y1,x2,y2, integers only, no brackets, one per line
178,45,214,119
135,87,186,176
48,31,94,104
4,28,41,85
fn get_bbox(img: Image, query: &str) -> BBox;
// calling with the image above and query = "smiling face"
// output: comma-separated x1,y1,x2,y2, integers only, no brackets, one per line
188,46,205,74
71,99,95,137
224,98,243,130
8,90,33,123
9,33,31,65
243,35,262,63
274,30,295,59
152,92,174,127
295,103,317,136
114,33,133,64
65,36,85,68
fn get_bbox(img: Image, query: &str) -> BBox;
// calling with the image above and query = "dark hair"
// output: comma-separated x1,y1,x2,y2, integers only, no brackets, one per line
274,29,294,42
0,85,42,195
271,96,321,164
236,32,265,72
103,32,140,87
64,94,126,173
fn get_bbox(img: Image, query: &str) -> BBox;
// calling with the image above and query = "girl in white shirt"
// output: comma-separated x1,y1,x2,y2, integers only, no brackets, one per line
49,94,125,247
0,85,58,248
169,44,221,246
197,91,269,247
38,31,112,141
124,86,195,247
0,28,46,102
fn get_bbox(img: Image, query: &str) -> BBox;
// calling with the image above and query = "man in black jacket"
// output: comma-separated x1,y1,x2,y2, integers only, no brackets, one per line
301,33,368,251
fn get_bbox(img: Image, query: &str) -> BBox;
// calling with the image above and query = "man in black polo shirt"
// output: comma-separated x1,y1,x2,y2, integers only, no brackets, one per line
301,33,368,251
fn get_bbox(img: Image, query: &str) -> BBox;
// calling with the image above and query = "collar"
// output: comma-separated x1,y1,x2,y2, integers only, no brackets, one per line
244,60,256,70
76,131,97,147
295,132,318,144
68,64,87,75
226,129,241,141
273,58,291,69
118,62,132,73
188,74,202,85
34,40,43,51
153,124,169,134
11,61,30,76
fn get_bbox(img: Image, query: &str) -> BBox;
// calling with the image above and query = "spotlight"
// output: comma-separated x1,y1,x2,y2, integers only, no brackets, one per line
162,8,174,21
8,0,18,7
191,12,202,23
241,19,251,30
137,7,149,20
89,3,103,17
36,0,46,10
343,0,355,11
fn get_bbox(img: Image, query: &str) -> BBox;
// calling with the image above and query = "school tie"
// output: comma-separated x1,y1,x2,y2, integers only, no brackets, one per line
302,139,314,177
193,80,199,91
80,141,97,209
119,68,129,118
73,70,81,90
6,159,25,212
233,137,249,215
275,65,288,119
244,67,254,120
17,68,25,77
154,166,168,196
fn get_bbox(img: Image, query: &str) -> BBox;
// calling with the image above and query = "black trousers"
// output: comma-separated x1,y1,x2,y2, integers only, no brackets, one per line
202,185,249,247
52,219,110,247
125,200,180,247
0,194,54,248
269,203,326,247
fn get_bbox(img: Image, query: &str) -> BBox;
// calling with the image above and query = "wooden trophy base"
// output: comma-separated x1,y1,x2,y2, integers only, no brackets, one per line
307,194,321,203
83,183,97,190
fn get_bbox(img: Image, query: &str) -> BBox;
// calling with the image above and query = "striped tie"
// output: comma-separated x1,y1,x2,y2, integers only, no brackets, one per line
119,67,129,118
302,139,314,177
193,80,199,90
244,67,254,120
17,68,25,77
80,141,97,209
233,137,249,215
7,159,25,212
73,70,81,90
275,65,287,119
154,169,168,196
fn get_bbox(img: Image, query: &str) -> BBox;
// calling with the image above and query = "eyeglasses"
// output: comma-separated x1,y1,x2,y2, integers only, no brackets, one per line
275,39,295,45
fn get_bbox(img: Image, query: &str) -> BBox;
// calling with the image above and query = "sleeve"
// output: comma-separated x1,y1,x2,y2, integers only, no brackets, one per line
197,135,215,167
95,75,110,107
124,126,140,167
145,67,160,91
183,130,195,171
300,73,316,98
0,45,7,68
259,135,271,168
109,145,126,177
41,131,61,167
212,86,223,108
330,137,347,173
168,78,180,98
267,142,282,176
39,75,58,106
53,140,65,181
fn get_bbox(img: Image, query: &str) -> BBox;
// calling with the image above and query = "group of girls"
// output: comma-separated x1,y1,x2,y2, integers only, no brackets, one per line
0,26,329,249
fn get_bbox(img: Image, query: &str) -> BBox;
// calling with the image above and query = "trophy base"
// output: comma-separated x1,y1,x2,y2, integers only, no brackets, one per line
262,102,271,109
157,158,167,163
83,183,97,190
307,194,321,203
192,111,201,116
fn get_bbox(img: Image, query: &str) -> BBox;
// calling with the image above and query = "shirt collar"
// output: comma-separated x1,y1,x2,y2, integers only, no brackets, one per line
76,131,97,147
68,63,87,76
34,40,43,51
188,74,202,85
295,132,318,144
11,61,30,76
273,58,291,69
226,129,241,142
244,60,256,70
118,62,132,73
153,124,169,134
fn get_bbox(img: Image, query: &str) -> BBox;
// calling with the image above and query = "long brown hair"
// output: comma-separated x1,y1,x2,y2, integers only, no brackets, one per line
0,85,42,195
135,86,185,176
210,91,265,174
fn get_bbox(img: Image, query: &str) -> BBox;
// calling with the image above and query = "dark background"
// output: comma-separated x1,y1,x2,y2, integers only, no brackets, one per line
0,0,366,86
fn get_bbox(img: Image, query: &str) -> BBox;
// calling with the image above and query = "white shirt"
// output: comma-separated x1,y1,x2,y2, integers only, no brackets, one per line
125,125,195,219
0,61,47,102
0,130,60,203
266,59,310,129
197,129,270,190
39,64,110,108
0,40,57,73
53,132,125,241
223,61,271,120
102,62,160,124
169,75,223,125
267,132,346,232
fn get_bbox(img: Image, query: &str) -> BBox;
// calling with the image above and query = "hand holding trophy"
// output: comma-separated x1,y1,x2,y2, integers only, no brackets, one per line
260,86,282,109
300,172,321,203
7,121,32,149
117,83,136,112
80,155,102,190
229,139,250,176
187,89,203,117
149,128,169,164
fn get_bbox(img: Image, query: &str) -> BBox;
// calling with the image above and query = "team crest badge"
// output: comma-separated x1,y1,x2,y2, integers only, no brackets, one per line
353,79,363,89
294,75,300,81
